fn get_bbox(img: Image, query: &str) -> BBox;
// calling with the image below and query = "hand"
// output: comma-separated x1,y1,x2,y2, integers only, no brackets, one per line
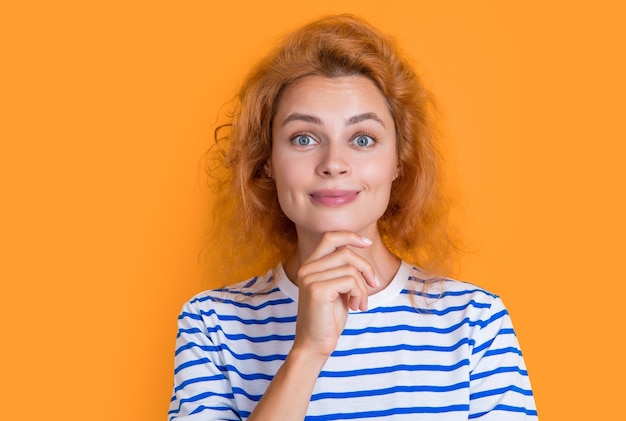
292,231,379,359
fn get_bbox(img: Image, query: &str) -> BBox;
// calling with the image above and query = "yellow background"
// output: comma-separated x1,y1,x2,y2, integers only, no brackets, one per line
2,1,624,419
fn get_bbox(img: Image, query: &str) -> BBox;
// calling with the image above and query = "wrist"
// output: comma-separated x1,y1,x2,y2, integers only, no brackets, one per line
286,344,329,376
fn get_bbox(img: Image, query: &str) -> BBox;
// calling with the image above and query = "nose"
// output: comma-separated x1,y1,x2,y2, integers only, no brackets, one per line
316,141,350,177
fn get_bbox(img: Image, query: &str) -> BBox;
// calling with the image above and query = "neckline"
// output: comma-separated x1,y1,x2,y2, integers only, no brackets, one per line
274,261,411,311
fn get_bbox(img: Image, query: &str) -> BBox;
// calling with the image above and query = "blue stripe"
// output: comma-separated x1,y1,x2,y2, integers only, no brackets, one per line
243,276,259,288
229,382,471,404
471,365,528,381
220,364,276,381
470,384,534,400
178,311,202,321
177,341,287,364
311,381,469,401
218,331,295,343
174,357,211,374
210,342,288,362
193,283,272,299
175,341,219,356
304,404,470,420
342,316,487,336
319,360,469,378
473,337,496,354
189,288,286,304
216,275,274,293
198,338,470,365
219,360,469,382
200,295,294,310
404,282,498,299
472,312,510,354
167,391,234,415
232,386,263,402
484,346,523,358
188,405,239,419
469,404,538,418
176,327,203,338
174,374,226,393
206,323,294,342
484,309,509,326
199,308,297,325
365,299,492,316
200,308,494,335
331,337,470,357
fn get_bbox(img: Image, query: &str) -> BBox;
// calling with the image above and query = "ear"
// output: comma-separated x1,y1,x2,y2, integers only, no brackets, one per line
264,161,272,178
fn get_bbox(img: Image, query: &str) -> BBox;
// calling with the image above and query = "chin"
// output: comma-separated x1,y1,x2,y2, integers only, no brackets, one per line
308,220,378,236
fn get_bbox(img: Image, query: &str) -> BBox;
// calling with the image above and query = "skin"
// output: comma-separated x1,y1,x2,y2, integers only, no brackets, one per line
250,75,402,420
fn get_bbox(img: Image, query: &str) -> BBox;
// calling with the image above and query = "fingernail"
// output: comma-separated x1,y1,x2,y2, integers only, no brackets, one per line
361,236,372,245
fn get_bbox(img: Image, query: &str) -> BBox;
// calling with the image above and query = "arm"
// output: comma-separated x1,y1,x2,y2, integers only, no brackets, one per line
247,345,327,421
468,297,538,419
168,299,240,421
248,231,377,420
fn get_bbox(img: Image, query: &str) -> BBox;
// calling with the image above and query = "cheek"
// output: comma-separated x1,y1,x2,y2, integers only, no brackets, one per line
271,161,303,207
270,149,314,187
361,159,397,184
271,158,294,186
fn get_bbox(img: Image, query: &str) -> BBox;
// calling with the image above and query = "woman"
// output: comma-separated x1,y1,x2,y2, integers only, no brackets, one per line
169,15,537,420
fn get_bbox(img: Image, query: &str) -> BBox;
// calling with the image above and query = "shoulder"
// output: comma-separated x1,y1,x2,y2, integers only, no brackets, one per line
405,265,504,316
180,266,289,315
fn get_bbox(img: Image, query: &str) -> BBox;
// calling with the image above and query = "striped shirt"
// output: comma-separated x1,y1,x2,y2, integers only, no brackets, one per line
169,261,537,420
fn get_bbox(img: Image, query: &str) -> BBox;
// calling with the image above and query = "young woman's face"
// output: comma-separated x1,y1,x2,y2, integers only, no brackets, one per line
268,75,398,239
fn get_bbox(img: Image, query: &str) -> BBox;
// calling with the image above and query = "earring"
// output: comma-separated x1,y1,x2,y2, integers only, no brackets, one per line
394,173,399,179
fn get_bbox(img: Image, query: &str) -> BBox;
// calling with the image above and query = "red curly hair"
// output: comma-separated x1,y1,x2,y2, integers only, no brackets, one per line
206,14,458,284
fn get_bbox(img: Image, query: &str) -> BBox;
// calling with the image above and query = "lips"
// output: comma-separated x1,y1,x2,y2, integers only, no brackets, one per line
309,190,360,207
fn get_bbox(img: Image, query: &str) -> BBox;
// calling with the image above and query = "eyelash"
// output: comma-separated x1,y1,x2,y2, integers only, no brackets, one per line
291,133,317,146
289,132,378,147
352,132,377,147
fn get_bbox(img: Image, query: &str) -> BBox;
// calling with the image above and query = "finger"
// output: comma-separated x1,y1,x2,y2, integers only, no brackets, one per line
300,246,372,277
300,249,378,290
332,274,369,311
302,233,378,288
306,272,369,311
304,231,373,263
301,264,369,304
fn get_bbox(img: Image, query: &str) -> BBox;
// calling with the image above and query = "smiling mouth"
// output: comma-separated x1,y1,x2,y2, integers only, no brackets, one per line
309,190,360,207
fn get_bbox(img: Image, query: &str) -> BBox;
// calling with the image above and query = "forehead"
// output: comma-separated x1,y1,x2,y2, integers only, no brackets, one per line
274,75,394,122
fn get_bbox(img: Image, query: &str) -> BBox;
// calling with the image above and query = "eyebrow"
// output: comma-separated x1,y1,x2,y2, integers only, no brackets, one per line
346,112,386,128
280,112,386,128
280,113,322,127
